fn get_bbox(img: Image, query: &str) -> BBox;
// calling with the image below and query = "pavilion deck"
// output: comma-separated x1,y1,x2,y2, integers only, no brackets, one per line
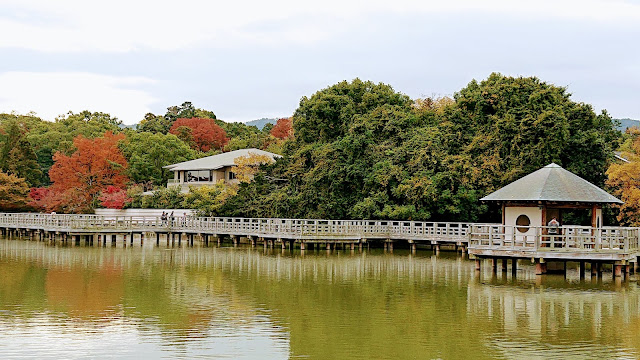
468,224,640,277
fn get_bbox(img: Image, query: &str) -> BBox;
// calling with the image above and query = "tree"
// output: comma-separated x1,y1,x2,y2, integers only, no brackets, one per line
0,119,42,186
120,132,196,186
165,101,216,123
225,75,620,222
184,181,237,217
137,113,172,134
169,118,228,152
44,131,129,212
233,153,276,183
0,170,30,210
98,186,131,209
270,118,293,139
606,128,640,225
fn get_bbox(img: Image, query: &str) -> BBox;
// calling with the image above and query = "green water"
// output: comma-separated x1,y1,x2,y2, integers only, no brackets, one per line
0,238,639,359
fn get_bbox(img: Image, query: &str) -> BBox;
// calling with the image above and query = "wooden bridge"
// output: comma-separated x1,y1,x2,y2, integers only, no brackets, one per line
2,212,640,278
0,213,470,252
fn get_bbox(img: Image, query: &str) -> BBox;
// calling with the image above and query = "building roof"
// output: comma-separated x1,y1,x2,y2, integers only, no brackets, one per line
480,163,622,204
163,148,282,171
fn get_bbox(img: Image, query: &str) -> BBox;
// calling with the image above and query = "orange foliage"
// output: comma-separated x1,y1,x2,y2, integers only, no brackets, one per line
270,117,293,139
169,118,228,152
607,133,640,225
31,132,129,213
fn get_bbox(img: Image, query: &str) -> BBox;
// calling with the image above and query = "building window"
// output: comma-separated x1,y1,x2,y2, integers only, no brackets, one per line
186,170,210,182
516,214,530,233
228,171,236,180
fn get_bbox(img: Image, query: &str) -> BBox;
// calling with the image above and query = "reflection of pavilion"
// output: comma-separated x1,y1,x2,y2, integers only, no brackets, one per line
466,281,640,358
468,164,636,277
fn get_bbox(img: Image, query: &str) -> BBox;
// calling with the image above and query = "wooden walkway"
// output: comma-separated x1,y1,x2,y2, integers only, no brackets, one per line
3,212,640,278
0,213,470,252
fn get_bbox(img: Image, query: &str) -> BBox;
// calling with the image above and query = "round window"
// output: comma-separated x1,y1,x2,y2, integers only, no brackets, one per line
516,214,530,233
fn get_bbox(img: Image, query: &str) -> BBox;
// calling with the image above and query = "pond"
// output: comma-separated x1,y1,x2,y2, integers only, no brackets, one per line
0,238,639,359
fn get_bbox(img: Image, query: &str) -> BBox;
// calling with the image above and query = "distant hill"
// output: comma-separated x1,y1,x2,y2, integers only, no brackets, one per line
118,123,138,130
245,118,277,130
615,118,640,132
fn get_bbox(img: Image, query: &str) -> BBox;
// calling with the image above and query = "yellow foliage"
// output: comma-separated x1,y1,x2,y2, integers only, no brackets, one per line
233,152,275,183
607,134,640,225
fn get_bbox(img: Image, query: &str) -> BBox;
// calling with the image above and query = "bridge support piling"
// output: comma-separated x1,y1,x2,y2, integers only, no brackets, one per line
535,259,547,275
511,259,517,276
491,258,498,273
614,262,623,278
502,259,508,272
475,258,481,271
111,234,116,247
580,261,586,280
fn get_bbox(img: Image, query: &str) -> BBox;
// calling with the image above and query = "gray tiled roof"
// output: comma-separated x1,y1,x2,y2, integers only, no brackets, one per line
163,148,281,171
480,163,622,204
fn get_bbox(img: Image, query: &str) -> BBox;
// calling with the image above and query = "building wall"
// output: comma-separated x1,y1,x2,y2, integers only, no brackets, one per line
504,206,542,238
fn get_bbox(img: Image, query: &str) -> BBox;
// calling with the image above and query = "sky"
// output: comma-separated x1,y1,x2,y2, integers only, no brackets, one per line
0,0,639,125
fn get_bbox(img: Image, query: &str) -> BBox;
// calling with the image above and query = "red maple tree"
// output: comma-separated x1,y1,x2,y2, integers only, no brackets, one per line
98,185,131,209
169,118,228,152
30,132,129,213
270,117,293,139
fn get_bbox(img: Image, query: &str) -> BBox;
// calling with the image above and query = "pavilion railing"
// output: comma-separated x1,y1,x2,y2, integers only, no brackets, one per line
468,224,640,253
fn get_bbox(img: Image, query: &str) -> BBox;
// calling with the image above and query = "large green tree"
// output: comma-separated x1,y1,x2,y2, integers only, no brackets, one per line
224,75,620,222
120,132,197,186
0,119,42,186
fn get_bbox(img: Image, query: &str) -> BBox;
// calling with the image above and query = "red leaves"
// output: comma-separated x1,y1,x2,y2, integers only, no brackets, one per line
30,131,129,213
98,185,131,209
270,117,293,139
169,118,228,152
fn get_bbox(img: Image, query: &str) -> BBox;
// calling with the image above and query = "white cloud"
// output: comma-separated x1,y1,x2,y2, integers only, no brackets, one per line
0,0,639,53
0,72,156,124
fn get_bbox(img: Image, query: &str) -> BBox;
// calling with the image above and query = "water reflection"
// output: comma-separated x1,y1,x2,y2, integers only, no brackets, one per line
0,239,639,359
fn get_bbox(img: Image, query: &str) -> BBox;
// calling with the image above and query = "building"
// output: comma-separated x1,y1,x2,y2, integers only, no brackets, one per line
163,148,281,193
480,163,622,235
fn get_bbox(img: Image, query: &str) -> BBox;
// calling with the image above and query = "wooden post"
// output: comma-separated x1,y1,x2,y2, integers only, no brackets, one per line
614,263,623,278
435,244,440,255
388,241,393,252
491,258,498,273
300,241,305,250
511,259,517,276
535,259,547,275
502,259,508,272
579,261,586,280
591,262,597,277
281,239,286,249
411,242,416,254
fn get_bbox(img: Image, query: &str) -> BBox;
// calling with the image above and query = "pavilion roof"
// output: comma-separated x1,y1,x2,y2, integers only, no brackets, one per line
480,163,622,204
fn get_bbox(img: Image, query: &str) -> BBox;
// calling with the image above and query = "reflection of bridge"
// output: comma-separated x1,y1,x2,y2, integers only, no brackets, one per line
0,213,470,252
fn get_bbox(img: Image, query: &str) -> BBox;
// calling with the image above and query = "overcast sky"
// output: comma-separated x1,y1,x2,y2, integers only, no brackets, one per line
0,0,638,124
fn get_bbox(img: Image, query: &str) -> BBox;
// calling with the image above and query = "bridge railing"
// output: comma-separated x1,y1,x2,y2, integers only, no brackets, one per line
468,224,640,253
0,213,473,241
